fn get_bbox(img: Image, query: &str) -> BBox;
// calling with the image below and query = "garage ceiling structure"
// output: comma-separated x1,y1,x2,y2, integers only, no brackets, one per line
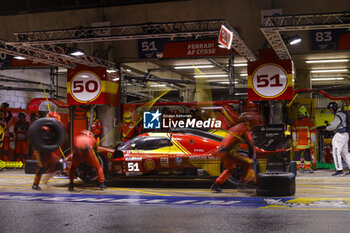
1,9,350,102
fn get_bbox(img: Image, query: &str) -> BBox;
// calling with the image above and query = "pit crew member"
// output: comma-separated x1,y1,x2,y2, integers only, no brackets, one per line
292,106,316,173
323,102,350,176
210,112,259,192
68,130,107,191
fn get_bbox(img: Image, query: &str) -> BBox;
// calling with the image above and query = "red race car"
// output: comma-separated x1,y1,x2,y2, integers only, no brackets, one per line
66,128,261,183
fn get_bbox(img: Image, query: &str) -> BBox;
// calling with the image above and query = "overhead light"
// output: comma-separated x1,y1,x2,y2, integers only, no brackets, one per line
68,48,85,56
306,59,349,63
194,74,228,78
311,77,345,81
240,73,248,77
149,84,167,87
289,37,301,45
311,69,348,73
283,35,301,45
14,56,26,60
217,81,239,84
174,65,214,69
234,63,248,67
235,92,248,96
107,68,117,73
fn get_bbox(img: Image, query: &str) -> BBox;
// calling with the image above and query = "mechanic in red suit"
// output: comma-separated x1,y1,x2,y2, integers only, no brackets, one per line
68,130,107,191
14,112,30,163
119,111,137,142
0,103,12,162
210,112,260,193
88,110,103,142
0,110,7,160
32,112,62,190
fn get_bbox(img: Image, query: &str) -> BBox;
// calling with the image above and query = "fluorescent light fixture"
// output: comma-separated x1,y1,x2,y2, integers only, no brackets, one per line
107,69,117,73
234,63,248,67
174,65,214,69
235,92,248,96
217,81,239,84
311,69,348,73
306,59,349,63
240,73,248,77
14,56,26,60
149,84,167,87
194,74,228,78
311,77,344,81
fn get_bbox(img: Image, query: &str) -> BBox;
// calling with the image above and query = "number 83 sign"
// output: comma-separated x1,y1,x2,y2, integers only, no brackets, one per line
249,64,291,100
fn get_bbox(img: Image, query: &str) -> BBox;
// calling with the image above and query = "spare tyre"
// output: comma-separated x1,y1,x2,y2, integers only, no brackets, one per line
256,172,295,196
28,118,65,152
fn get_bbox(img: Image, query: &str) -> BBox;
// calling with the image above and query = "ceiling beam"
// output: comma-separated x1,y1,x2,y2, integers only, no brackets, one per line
260,12,350,60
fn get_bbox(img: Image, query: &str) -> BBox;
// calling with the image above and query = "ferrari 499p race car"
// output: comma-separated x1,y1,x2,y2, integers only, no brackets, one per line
69,128,294,191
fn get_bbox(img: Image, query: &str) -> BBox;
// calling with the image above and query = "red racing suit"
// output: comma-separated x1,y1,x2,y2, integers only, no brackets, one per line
33,150,60,185
215,122,257,185
69,134,105,183
91,119,103,139
14,119,30,162
119,121,137,142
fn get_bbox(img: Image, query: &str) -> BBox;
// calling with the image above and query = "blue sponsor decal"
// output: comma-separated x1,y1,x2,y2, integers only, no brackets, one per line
0,192,295,209
174,157,183,165
143,110,161,129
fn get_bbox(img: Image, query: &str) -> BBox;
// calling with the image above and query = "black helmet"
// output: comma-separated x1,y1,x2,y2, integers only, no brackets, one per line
327,102,338,113
18,112,26,120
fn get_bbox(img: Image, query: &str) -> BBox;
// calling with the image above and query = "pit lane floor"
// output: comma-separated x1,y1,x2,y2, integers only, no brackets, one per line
1,169,350,233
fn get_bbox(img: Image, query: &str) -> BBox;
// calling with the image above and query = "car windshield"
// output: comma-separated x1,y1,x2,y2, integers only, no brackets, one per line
119,136,172,150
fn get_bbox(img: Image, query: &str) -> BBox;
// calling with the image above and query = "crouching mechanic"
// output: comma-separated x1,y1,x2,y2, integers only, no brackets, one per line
324,102,350,176
68,130,107,191
210,112,259,192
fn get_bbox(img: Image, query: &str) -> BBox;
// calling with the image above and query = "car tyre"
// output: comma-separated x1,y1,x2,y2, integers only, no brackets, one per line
28,118,65,152
256,172,295,196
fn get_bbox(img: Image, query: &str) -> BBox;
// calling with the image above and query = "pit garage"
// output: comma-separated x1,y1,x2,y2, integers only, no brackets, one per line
1,1,350,233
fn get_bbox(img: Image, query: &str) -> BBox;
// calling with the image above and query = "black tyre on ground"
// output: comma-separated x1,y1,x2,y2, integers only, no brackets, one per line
287,161,297,176
24,160,38,174
256,172,296,196
28,118,65,152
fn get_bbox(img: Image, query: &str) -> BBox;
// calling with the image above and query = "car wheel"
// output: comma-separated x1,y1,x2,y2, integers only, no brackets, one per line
77,156,104,184
286,161,297,176
28,118,65,152
220,150,260,188
256,172,296,196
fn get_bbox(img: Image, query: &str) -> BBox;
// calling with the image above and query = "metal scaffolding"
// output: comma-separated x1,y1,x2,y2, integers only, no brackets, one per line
260,12,350,60
9,19,257,62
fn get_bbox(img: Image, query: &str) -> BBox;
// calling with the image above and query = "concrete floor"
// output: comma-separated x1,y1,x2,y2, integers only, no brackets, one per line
1,168,350,233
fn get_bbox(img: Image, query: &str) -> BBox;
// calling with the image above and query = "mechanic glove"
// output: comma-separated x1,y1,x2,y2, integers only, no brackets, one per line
310,142,315,148
292,141,298,148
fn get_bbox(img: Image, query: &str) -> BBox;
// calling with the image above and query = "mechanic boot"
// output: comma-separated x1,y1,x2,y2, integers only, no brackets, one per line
68,182,74,191
332,170,344,176
32,184,41,190
210,182,222,193
99,182,107,190
345,171,350,176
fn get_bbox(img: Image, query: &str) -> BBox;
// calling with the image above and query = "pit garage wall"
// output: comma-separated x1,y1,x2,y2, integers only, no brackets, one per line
0,69,66,109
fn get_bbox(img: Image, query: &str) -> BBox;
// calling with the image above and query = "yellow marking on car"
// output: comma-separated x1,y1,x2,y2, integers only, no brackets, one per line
171,138,191,154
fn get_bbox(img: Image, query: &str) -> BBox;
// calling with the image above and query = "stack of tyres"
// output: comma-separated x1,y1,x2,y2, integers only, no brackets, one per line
256,172,295,196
